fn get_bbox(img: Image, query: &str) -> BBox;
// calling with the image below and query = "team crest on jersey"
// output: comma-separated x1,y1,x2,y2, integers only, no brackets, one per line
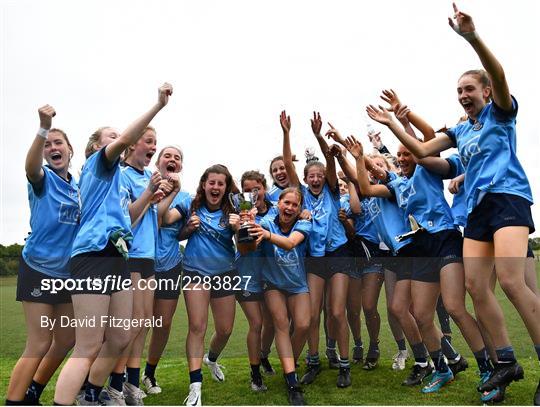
58,203,80,225
367,199,381,218
218,217,228,229
472,122,483,131
275,248,299,267
30,288,42,297
398,185,416,207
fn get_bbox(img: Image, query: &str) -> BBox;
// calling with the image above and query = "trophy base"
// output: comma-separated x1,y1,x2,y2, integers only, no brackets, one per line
238,227,255,244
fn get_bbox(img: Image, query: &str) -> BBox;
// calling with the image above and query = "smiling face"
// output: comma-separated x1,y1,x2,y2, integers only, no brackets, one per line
338,178,348,195
157,147,183,176
44,130,72,172
127,129,157,168
457,74,491,120
396,144,416,178
270,159,289,188
369,156,388,183
242,179,266,211
203,172,227,210
304,163,326,195
277,191,301,225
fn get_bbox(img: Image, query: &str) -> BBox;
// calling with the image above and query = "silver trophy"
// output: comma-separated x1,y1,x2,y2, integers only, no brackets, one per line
229,190,259,244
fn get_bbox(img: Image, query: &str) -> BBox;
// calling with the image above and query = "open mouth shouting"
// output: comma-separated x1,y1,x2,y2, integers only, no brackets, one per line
49,152,63,166
166,161,177,172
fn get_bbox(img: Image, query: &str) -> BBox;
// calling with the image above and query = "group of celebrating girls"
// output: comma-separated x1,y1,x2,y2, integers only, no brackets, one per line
5,3,540,407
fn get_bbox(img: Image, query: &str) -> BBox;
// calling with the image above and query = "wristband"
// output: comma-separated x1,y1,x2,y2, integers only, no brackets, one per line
37,127,49,139
462,31,479,42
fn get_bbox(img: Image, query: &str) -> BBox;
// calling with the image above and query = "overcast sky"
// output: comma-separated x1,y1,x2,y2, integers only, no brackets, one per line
1,0,539,244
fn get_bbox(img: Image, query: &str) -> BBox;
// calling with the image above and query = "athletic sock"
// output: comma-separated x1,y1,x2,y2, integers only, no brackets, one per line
284,371,298,386
473,348,493,374
495,346,516,364
208,350,219,363
308,353,320,366
534,344,540,361
367,341,380,358
25,380,45,403
126,367,140,388
354,338,363,348
429,349,449,373
144,361,157,378
84,382,103,402
110,372,125,393
250,364,262,380
444,334,452,344
326,337,336,349
260,349,271,359
441,336,459,361
411,342,429,365
339,357,350,369
396,338,407,351
189,369,203,384
5,400,27,405
436,297,452,334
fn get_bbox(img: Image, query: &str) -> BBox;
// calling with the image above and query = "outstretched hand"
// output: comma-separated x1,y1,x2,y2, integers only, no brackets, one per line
329,143,345,159
311,112,322,136
38,105,56,130
394,104,411,126
325,122,345,144
380,89,402,112
344,135,364,159
366,105,394,126
367,131,383,149
448,3,476,38
280,110,291,134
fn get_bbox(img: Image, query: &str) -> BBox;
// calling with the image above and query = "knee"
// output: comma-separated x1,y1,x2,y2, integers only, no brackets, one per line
160,317,173,332
411,309,431,330
330,307,345,323
442,300,465,321
73,340,102,359
248,319,263,334
362,303,378,318
215,325,233,339
498,277,524,301
389,301,404,320
109,331,132,353
294,318,310,335
26,336,53,357
189,320,207,337
465,277,487,299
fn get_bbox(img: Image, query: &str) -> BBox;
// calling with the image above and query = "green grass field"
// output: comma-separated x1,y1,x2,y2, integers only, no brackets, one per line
1,264,539,406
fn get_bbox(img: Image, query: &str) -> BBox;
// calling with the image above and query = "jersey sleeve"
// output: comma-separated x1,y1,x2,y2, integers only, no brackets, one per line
27,165,50,197
293,219,312,237
175,194,192,217
445,154,464,179
491,95,518,123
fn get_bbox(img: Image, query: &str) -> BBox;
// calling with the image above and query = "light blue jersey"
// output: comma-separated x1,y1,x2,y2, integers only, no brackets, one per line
301,183,347,256
260,216,312,293
387,163,457,234
447,154,467,228
446,97,533,213
155,191,190,272
366,173,411,254
267,185,284,204
235,202,278,293
176,196,235,276
71,149,131,257
121,165,158,259
342,194,380,245
22,166,79,278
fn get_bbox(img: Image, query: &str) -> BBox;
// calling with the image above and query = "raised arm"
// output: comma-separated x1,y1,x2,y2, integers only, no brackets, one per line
129,171,164,229
25,105,56,184
104,83,173,165
312,113,337,189
449,3,511,111
347,180,361,215
157,174,181,227
280,110,301,187
366,105,453,158
344,136,392,199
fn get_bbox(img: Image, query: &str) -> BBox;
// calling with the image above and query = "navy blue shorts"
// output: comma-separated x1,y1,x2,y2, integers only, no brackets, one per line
16,257,72,304
236,289,264,302
128,257,155,279
394,243,416,281
69,240,131,295
411,229,463,283
464,193,535,242
306,243,354,280
263,281,306,297
154,264,182,300
182,269,239,299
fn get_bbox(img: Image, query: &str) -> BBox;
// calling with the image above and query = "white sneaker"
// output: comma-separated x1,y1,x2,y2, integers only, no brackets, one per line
184,382,202,406
142,374,162,395
391,349,409,371
123,382,146,406
203,354,225,382
99,385,127,406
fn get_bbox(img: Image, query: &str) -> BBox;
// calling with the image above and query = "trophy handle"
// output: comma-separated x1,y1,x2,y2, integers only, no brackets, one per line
228,193,237,211
252,188,259,204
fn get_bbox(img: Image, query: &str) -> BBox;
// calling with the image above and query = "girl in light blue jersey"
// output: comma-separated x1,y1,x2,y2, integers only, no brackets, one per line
142,145,187,396
248,187,311,405
370,4,539,401
166,164,239,406
106,126,164,404
235,170,277,391
283,111,353,388
53,83,173,406
7,107,78,406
